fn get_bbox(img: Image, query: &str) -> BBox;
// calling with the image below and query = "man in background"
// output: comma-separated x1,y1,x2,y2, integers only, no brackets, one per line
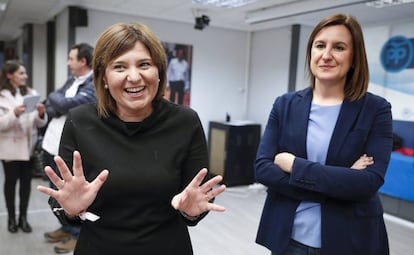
42,43,96,254
167,47,190,105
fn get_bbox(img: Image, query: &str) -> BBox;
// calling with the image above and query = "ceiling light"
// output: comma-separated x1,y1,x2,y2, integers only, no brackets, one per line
192,0,257,8
366,0,414,8
245,0,367,24
0,2,8,11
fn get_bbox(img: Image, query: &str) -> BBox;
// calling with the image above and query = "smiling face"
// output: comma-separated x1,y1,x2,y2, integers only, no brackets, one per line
7,65,28,88
104,41,160,122
310,25,353,88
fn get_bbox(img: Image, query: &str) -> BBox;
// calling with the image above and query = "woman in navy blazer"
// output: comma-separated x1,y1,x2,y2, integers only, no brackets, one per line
254,14,392,255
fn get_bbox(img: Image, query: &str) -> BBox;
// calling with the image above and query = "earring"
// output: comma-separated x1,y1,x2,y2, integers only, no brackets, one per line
158,78,160,83
104,84,108,89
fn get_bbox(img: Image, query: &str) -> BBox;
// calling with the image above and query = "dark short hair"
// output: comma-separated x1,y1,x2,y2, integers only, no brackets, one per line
71,43,94,68
305,13,369,101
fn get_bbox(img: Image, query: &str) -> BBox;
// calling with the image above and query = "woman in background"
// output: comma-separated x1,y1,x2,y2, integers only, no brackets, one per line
0,60,47,233
254,14,392,255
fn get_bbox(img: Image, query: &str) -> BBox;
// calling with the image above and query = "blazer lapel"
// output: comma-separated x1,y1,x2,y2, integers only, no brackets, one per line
291,88,313,158
326,98,363,163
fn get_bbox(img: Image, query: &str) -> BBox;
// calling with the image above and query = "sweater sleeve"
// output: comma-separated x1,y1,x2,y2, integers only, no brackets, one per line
0,108,18,131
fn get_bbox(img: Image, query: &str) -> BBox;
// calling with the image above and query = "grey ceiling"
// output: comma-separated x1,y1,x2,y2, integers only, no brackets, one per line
0,0,414,41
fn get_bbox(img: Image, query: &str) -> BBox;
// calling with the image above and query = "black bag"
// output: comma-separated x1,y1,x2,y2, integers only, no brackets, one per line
31,135,47,179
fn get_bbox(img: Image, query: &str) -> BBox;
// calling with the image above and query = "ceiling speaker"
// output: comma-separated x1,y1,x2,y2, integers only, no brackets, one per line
194,15,210,30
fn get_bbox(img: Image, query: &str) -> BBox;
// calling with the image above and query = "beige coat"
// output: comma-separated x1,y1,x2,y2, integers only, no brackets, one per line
0,89,48,161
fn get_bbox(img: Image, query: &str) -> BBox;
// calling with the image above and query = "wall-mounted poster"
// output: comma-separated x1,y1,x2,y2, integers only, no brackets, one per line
162,42,193,107
366,23,414,121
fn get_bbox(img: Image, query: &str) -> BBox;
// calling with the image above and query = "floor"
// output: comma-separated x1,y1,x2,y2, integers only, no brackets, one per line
1,163,413,255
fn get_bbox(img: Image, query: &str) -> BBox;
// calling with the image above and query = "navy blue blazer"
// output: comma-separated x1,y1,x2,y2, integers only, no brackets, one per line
254,87,392,255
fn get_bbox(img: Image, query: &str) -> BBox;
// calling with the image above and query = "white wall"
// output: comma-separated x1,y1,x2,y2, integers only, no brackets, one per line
29,7,296,136
74,9,250,134
32,24,47,100
25,6,414,140
54,9,70,90
246,26,292,130
296,25,312,91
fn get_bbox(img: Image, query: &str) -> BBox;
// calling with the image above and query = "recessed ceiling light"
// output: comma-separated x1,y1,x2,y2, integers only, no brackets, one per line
366,0,414,8
0,2,8,11
192,0,257,8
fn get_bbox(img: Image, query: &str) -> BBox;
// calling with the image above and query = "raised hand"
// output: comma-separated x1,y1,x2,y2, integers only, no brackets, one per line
171,168,226,217
37,151,109,217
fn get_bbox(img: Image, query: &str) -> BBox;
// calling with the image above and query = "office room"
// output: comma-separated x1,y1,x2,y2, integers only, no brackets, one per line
0,0,414,254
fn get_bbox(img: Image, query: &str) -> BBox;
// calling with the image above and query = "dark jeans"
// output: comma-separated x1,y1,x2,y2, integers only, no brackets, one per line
169,80,185,105
273,239,321,255
2,160,32,219
44,151,80,238
61,224,80,238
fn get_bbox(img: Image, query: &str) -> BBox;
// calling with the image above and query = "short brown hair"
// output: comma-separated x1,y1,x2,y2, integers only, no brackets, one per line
93,22,167,117
71,43,94,68
305,14,369,101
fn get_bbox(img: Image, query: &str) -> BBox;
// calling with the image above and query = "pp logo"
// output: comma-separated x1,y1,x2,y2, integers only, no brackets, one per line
380,35,414,73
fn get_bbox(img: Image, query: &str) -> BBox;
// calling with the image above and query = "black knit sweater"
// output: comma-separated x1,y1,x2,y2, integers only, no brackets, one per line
53,99,209,254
